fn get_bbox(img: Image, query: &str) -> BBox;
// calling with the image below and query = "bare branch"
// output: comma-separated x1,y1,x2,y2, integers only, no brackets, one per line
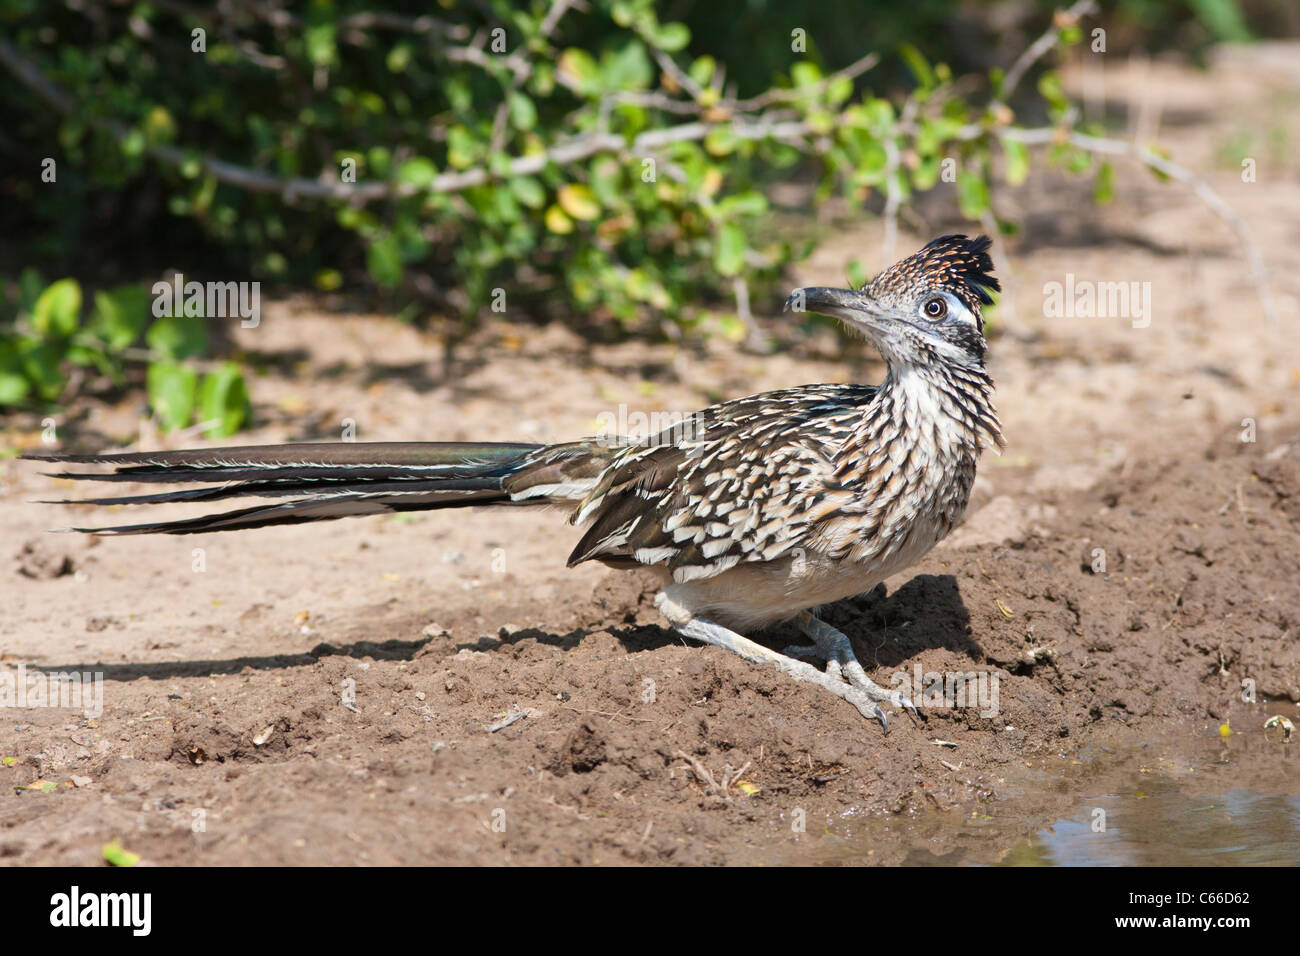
999,0,1098,103
999,125,1279,325
731,50,880,113
650,47,708,103
0,37,814,205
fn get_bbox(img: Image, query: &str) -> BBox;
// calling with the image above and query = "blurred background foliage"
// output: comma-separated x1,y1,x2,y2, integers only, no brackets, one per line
1,0,1295,434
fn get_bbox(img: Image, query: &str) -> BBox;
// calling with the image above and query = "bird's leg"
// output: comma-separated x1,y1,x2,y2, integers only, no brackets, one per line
784,610,918,718
655,593,892,729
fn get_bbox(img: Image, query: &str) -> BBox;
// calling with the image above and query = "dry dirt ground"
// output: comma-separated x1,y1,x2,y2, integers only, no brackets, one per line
2,49,1299,865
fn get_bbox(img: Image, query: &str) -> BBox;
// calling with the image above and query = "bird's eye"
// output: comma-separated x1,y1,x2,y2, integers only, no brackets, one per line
922,297,947,320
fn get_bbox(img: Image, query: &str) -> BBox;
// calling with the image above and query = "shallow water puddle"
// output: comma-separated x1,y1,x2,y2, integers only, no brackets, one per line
763,701,1298,866
996,785,1300,866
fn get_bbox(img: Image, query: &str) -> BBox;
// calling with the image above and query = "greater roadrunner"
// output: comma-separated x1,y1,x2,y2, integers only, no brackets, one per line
25,235,1003,729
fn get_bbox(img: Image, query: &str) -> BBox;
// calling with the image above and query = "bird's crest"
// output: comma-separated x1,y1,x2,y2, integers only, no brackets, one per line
870,234,1000,329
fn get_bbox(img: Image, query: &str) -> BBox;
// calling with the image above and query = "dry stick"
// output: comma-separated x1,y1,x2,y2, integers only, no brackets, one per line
983,0,1276,324
998,0,1099,104
999,126,1280,326
877,0,1086,268
731,50,881,113
650,47,708,103
881,99,919,267
978,206,1019,333
0,38,813,203
13,4,1268,324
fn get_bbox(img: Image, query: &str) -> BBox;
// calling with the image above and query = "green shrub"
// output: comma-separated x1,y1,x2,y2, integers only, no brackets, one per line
0,273,250,437
4,0,1243,432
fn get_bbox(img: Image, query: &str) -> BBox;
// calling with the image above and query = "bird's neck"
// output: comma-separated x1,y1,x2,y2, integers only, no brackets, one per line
838,360,1003,477
823,360,1001,566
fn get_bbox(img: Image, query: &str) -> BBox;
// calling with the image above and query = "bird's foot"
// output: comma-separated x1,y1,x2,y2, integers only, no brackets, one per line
784,611,918,723
654,594,910,731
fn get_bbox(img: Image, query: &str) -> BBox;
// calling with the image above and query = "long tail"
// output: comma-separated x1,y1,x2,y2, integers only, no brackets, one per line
22,441,608,535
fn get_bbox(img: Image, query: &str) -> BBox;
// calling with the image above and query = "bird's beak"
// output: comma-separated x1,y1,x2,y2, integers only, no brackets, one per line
784,287,892,338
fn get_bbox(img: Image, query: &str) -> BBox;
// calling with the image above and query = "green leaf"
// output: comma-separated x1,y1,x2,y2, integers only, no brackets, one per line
558,183,600,221
791,61,822,89
911,155,940,190
603,40,652,91
507,92,537,130
688,55,716,89
102,840,140,868
89,286,150,350
386,44,412,73
146,361,198,432
0,373,29,405
1037,71,1067,110
17,268,46,315
119,128,146,159
367,233,403,289
714,223,746,276
1003,138,1029,186
304,2,337,67
509,176,546,209
18,342,63,401
1066,148,1093,175
315,269,344,291
1093,160,1115,204
957,172,990,220
1144,145,1173,182
397,157,437,189
31,279,82,338
545,205,574,234
654,22,691,53
1188,0,1253,42
704,126,738,157
197,363,249,438
827,76,853,105
846,258,868,291
717,191,768,218
367,146,393,178
854,140,889,184
447,126,476,169
898,44,935,90
143,106,177,146
146,315,208,360
558,48,601,96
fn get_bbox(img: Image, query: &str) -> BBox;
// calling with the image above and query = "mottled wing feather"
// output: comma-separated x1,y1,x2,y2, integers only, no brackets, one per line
567,384,879,581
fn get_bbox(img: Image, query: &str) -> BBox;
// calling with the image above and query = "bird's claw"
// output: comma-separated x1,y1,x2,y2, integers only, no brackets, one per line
784,635,917,727
874,703,889,733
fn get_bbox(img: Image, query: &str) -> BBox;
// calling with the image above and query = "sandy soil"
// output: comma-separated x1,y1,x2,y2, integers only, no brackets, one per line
2,48,1299,865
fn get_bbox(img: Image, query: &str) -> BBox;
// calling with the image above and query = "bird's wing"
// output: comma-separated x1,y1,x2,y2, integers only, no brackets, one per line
566,384,878,581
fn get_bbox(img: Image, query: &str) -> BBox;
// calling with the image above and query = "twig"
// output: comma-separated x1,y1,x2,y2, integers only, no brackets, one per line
881,99,918,266
0,38,813,204
732,276,766,352
651,47,708,103
978,207,1018,329
999,126,1279,325
998,0,1098,104
675,750,751,800
732,50,881,112
485,706,532,732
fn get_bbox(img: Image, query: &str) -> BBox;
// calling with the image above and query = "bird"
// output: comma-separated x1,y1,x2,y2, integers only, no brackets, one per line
24,234,1003,730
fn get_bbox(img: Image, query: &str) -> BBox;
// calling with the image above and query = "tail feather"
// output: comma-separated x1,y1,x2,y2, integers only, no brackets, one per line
24,442,536,483
35,477,510,508
20,440,608,536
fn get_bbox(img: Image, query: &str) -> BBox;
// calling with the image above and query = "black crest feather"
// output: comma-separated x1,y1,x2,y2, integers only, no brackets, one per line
871,234,1000,326
917,233,1000,307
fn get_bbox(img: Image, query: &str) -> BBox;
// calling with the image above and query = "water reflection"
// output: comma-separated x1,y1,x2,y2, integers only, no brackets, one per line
998,786,1300,866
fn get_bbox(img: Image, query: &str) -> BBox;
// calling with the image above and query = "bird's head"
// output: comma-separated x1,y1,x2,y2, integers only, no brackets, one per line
785,234,999,371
